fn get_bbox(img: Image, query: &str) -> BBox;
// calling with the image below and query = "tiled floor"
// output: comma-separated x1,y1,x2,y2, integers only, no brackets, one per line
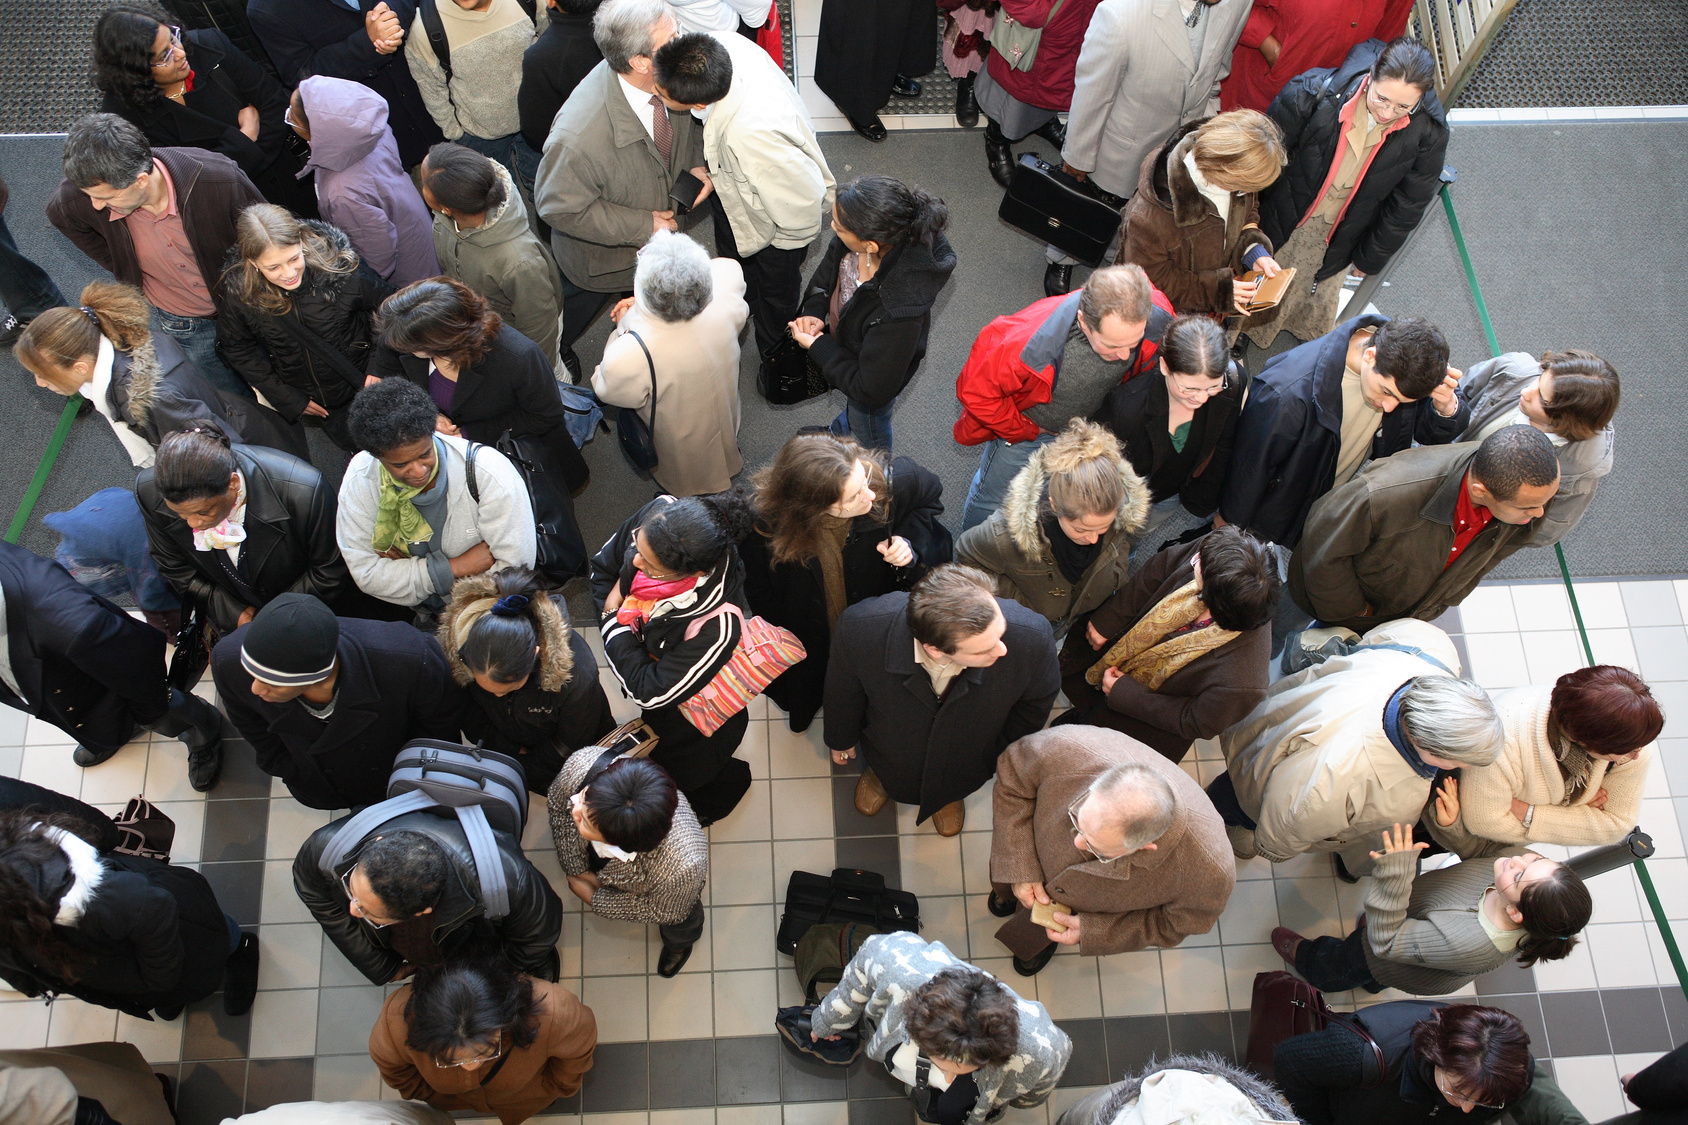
1,577,1684,1124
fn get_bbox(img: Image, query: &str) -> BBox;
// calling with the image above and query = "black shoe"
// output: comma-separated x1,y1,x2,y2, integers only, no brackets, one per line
150,689,225,792
72,743,120,768
76,396,96,418
891,73,922,98
657,943,693,978
955,74,979,128
984,120,1015,188
186,741,223,793
1043,262,1074,298
152,1002,184,1022
223,932,259,1015
560,344,583,384
1012,942,1058,977
1333,853,1360,884
0,315,29,347
987,890,1016,917
1033,117,1067,149
848,113,887,142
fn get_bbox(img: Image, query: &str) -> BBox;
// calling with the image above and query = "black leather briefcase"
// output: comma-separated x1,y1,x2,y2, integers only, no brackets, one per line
998,153,1124,267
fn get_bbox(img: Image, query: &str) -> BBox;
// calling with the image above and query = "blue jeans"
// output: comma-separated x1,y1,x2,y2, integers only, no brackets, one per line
224,912,243,954
0,210,66,321
152,310,251,400
959,432,1055,532
830,396,896,453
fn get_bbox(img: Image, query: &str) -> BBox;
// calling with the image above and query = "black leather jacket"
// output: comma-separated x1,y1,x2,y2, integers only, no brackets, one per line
292,809,562,985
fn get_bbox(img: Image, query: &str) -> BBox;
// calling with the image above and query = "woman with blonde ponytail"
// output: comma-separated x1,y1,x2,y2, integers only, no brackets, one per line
14,280,304,466
955,418,1149,639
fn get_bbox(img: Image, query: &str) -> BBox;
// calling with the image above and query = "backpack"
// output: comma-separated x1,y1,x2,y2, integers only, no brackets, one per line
417,0,538,81
317,740,528,919
793,921,884,1003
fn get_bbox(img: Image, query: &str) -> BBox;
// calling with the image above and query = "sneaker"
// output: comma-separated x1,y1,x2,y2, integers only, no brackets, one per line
0,315,28,347
223,932,259,1015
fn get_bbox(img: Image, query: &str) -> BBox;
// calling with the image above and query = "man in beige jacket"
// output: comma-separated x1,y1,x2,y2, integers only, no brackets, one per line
988,725,1235,976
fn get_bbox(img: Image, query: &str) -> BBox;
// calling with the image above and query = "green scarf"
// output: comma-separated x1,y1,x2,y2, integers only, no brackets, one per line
371,445,440,557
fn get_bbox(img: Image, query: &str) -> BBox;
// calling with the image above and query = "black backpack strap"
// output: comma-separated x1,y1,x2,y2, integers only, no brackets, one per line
418,0,452,80
578,746,623,793
465,441,480,503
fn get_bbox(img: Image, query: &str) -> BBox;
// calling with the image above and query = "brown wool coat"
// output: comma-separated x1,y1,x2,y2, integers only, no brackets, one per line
1118,122,1271,316
370,978,597,1125
1058,537,1270,761
990,726,1235,954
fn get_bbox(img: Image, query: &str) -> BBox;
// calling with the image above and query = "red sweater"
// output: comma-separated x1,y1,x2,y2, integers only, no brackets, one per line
1219,0,1413,113
984,0,1105,112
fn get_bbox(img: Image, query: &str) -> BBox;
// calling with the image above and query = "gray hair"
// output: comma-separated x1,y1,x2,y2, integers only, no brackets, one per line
1398,676,1503,766
63,113,153,190
593,0,677,73
1091,763,1177,853
636,230,713,323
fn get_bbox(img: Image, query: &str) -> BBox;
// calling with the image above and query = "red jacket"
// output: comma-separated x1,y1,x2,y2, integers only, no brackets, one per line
953,288,1175,446
984,0,1105,112
1219,0,1413,113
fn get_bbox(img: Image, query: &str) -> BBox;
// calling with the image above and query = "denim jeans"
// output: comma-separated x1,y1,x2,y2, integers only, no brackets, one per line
152,310,252,400
0,210,66,321
224,913,243,955
959,432,1055,532
830,396,896,453
1294,928,1383,993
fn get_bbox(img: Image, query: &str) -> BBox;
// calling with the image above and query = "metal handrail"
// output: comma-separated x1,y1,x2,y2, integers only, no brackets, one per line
1409,0,1521,105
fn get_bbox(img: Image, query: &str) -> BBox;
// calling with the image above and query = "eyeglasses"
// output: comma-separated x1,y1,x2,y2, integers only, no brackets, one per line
1367,83,1421,117
341,866,401,929
1434,1069,1505,1110
1068,792,1128,864
437,1030,504,1069
151,26,184,68
284,104,303,130
1168,373,1229,398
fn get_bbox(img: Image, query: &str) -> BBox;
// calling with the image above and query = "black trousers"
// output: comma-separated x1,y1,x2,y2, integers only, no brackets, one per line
659,899,706,949
1294,928,1383,994
711,203,809,359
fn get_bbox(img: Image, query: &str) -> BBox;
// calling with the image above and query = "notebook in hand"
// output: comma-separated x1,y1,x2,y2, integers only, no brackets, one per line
1240,265,1297,313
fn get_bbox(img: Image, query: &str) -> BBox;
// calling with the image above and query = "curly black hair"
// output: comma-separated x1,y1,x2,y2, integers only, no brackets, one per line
0,810,110,981
93,5,178,110
346,376,440,456
403,960,543,1061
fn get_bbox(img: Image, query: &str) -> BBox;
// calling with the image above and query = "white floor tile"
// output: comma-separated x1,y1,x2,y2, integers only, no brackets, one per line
1459,586,1519,632
1274,877,1343,939
0,746,21,779
709,842,775,904
773,838,833,896
1098,949,1166,1015
19,743,85,797
1532,927,1599,990
1521,630,1587,684
1582,867,1644,924
712,969,778,1037
1159,944,1228,1012
1550,1055,1625,1120
920,895,974,959
648,969,714,1039
738,718,771,781
314,1052,383,1099
766,721,832,778
1586,922,1661,987
900,832,963,898
45,997,117,1046
265,797,332,860
157,799,204,863
769,778,833,840
710,905,777,970
261,858,315,925
0,1000,52,1051
1033,953,1102,1019
782,1102,849,1125
582,973,647,1041
25,716,78,747
1615,1052,1668,1107
582,911,650,975
718,1106,783,1125
1222,943,1285,1010
249,987,320,1057
118,1009,183,1063
1463,632,1532,689
712,779,773,842
1641,798,1685,857
77,742,150,804
257,922,324,990
1217,879,1280,946
1568,582,1628,629
959,828,995,895
1511,583,1575,631
142,740,199,802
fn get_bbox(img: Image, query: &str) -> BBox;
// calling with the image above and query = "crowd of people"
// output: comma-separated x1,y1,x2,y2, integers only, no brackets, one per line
0,0,1672,1122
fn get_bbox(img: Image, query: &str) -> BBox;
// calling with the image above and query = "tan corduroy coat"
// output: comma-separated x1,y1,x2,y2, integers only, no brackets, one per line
990,725,1235,954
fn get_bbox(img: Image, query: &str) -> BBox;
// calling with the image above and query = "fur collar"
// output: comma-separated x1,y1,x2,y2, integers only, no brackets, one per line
438,575,576,693
1094,1053,1300,1123
51,828,106,926
119,338,165,429
999,440,1151,560
1145,123,1251,230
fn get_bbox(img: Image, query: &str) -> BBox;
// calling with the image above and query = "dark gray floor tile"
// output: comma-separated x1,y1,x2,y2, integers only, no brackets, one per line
1230,1010,1253,1063
581,1041,648,1112
716,1035,783,1104
648,1038,716,1108
175,1060,245,1125
781,1038,852,1102
1539,990,1611,1057
850,1098,917,1125
1602,987,1674,1053
1474,960,1537,996
1058,1018,1110,1087
201,797,268,862
1167,1011,1236,1060
1105,1015,1172,1079
212,739,280,799
1662,983,1688,1041
198,860,264,926
542,1093,582,1116
244,1058,314,1111
183,993,251,1060
1448,634,1472,677
1430,607,1464,634
836,836,902,886
849,1054,906,1100
833,774,899,837
1476,994,1549,1059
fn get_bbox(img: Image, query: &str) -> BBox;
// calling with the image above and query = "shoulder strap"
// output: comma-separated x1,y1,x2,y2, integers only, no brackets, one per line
1354,641,1454,677
465,441,480,504
317,790,436,876
418,0,453,79
626,330,656,448
270,311,369,391
682,599,743,642
578,746,623,792
455,804,510,919
1322,1006,1389,1089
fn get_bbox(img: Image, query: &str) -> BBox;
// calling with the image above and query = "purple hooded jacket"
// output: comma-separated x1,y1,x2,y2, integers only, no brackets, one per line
297,76,440,286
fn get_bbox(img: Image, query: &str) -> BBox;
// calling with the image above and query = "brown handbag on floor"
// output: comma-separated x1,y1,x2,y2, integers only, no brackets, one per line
1244,970,1386,1084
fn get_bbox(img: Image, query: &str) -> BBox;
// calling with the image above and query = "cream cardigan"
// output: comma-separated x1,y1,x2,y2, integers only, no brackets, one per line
1430,685,1651,854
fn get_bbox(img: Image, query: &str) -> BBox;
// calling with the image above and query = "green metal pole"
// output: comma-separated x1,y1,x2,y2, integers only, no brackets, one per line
1636,860,1688,1002
5,395,82,544
1554,544,1597,667
1440,185,1501,357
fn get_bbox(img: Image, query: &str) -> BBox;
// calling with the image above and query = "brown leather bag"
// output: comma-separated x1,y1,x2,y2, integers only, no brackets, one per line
1244,971,1386,1084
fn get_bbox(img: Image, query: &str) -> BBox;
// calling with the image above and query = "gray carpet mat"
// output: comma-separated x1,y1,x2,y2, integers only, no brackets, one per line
1457,0,1688,108
0,123,1680,581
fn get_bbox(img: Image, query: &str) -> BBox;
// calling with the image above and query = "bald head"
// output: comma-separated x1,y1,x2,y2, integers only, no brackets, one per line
1088,764,1177,854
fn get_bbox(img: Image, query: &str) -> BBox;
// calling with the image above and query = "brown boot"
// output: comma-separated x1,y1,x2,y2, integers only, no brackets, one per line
854,768,888,816
931,801,965,837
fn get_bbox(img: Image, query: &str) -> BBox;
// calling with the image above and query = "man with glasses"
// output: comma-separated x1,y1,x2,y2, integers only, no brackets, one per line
986,724,1235,976
294,816,563,984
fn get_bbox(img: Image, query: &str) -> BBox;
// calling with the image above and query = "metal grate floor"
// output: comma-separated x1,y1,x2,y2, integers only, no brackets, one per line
1456,0,1688,107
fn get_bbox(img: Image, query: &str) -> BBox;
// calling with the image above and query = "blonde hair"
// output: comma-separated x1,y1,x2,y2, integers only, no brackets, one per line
1042,419,1129,520
227,203,358,316
14,280,153,387
1189,110,1286,194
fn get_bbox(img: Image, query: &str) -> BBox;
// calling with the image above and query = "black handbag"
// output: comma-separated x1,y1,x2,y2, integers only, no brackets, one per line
465,437,589,583
998,153,1124,267
166,592,217,692
776,867,920,954
758,327,829,405
616,330,660,476
111,797,175,862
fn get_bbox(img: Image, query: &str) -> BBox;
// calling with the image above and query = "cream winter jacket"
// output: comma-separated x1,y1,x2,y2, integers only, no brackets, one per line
1427,684,1652,856
701,31,835,254
1218,618,1469,863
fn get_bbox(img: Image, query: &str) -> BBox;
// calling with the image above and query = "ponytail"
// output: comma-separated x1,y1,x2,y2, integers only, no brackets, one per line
450,567,546,686
14,280,153,382
1514,863,1592,968
641,489,754,575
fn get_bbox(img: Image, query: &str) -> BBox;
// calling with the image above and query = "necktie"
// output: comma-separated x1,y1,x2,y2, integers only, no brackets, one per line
649,94,673,168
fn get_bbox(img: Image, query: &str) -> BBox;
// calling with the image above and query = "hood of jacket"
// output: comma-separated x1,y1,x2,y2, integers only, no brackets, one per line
438,163,530,249
877,232,958,319
439,576,577,693
999,435,1152,560
300,75,392,173
1142,122,1208,226
1090,1054,1300,1124
117,338,166,429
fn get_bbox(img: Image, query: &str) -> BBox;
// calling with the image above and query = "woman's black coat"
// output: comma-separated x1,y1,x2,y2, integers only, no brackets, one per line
108,331,308,458
102,28,316,216
798,233,958,410
1091,365,1246,517
0,853,228,1020
740,457,953,732
218,228,393,423
136,443,351,633
461,629,617,793
1257,39,1450,282
375,322,592,500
